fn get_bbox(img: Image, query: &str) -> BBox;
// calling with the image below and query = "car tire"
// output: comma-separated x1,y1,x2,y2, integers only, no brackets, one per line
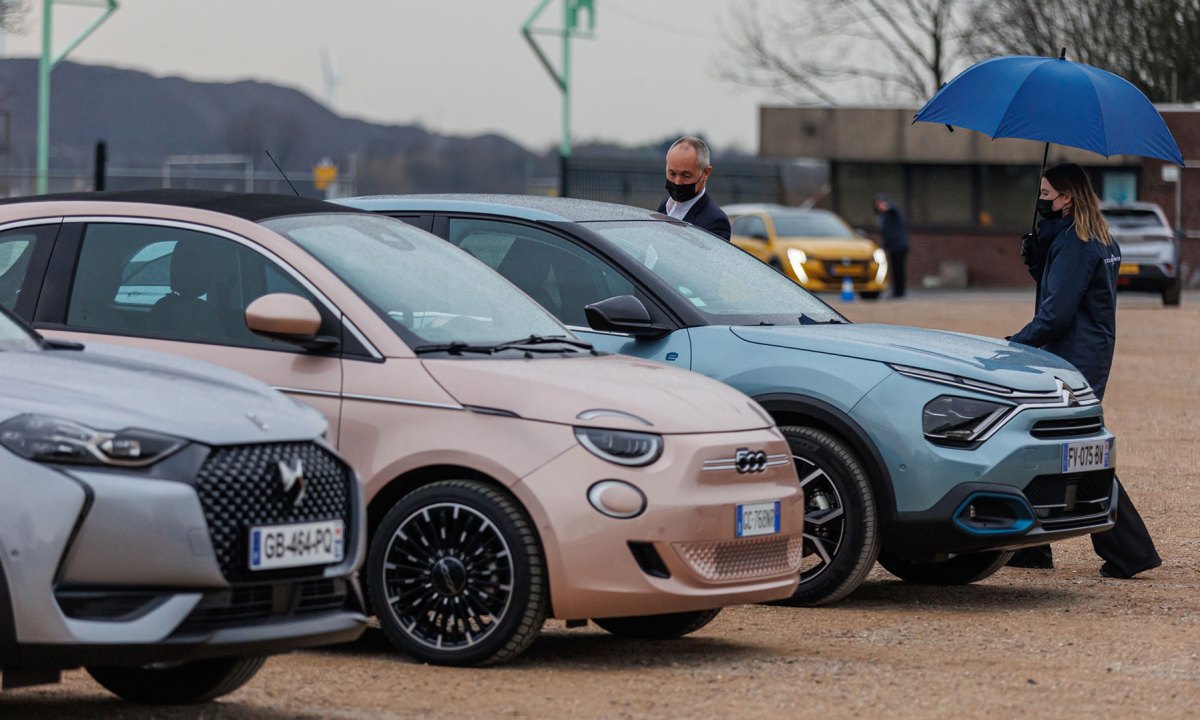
1162,276,1182,306
878,549,1014,585
774,426,879,606
86,657,266,704
593,608,721,639
860,291,881,301
368,480,548,667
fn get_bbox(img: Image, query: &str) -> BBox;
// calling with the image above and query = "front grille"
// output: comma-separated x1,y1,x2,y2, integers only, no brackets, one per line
1023,470,1114,521
673,534,803,582
178,579,349,633
195,442,353,581
1031,416,1104,439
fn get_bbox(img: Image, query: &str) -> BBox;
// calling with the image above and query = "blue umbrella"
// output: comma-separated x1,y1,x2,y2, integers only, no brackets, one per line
914,54,1184,166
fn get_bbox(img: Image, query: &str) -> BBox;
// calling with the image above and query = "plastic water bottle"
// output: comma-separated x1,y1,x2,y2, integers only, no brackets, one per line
840,277,855,302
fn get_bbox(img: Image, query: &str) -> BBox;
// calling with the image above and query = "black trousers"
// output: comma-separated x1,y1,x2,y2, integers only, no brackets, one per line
887,248,908,297
1012,477,1160,574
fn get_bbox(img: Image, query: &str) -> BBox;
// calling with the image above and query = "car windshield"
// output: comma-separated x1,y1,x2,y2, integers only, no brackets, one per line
584,220,847,325
1102,209,1166,230
770,212,855,238
0,309,39,352
265,214,575,348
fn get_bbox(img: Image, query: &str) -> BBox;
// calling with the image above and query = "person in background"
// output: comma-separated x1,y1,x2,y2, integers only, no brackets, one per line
658,136,731,241
874,194,909,298
1006,162,1161,579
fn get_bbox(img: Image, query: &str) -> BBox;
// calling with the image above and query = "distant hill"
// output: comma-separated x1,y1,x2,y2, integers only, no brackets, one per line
0,58,554,194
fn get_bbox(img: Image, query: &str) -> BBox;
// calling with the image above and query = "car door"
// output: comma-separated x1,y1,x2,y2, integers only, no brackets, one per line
35,220,346,442
730,214,774,264
0,221,61,322
440,215,692,368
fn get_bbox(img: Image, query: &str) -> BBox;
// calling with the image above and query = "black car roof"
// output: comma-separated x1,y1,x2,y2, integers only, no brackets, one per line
0,189,363,222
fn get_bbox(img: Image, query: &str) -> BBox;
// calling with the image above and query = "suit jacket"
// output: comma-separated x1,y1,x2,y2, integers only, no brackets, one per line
657,193,731,241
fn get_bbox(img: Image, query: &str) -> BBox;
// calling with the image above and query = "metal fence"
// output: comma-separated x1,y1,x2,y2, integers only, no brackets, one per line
563,157,791,208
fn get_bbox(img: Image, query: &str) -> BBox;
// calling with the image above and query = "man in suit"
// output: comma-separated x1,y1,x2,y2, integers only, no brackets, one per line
657,136,731,241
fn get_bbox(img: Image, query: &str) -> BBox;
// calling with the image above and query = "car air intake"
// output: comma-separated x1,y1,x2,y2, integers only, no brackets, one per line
1030,416,1104,439
628,542,671,579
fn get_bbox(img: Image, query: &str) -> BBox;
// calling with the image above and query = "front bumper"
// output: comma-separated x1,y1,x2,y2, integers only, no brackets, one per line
513,428,804,619
853,371,1118,558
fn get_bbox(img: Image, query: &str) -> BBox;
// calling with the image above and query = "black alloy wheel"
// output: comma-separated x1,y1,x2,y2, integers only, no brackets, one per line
368,480,547,666
775,426,879,606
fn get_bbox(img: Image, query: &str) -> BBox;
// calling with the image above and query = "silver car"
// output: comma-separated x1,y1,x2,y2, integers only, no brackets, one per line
0,310,365,703
1101,201,1181,306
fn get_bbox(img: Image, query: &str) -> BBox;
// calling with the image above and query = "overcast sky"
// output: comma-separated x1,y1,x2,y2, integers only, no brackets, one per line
3,0,781,153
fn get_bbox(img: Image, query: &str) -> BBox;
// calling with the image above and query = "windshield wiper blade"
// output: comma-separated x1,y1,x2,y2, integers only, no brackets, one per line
412,341,497,356
799,314,845,325
492,335,595,353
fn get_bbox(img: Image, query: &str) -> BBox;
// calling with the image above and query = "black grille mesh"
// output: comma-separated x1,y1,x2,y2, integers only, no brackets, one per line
1023,470,1113,508
194,442,352,580
1030,416,1105,439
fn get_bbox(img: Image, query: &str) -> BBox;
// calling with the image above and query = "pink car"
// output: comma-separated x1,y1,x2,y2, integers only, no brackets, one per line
5,191,804,666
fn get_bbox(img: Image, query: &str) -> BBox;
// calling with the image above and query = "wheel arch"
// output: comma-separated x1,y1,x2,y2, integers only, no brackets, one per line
0,554,17,666
755,393,898,530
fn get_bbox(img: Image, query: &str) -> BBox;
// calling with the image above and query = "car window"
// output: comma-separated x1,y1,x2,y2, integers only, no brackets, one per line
66,223,322,350
1102,209,1168,230
0,226,53,315
584,220,846,325
265,213,570,346
770,212,855,238
731,215,767,238
447,218,635,326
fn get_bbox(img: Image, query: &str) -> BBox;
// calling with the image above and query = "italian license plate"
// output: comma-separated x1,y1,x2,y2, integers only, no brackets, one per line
249,519,345,571
736,501,781,537
1119,263,1139,275
1061,439,1113,474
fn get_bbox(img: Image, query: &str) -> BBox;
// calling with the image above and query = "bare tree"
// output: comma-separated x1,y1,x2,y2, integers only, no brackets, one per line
720,0,975,104
967,0,1200,103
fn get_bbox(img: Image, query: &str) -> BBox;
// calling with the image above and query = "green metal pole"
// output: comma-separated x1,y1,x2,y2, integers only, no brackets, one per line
37,0,51,194
36,0,119,195
560,1,572,196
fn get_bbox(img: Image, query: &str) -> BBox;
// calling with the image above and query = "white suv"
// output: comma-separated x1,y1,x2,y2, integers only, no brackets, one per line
1101,202,1181,306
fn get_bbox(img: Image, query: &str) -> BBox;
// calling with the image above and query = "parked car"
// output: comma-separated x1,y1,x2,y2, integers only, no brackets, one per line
726,205,888,299
0,307,365,702
1100,202,1181,306
1,190,805,667
343,194,1120,606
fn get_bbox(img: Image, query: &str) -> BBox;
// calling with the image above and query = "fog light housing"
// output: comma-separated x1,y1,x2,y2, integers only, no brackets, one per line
953,493,1034,535
587,480,647,519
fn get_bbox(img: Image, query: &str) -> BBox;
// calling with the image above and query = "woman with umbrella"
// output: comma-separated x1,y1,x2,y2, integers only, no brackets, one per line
913,52,1179,578
1005,162,1161,578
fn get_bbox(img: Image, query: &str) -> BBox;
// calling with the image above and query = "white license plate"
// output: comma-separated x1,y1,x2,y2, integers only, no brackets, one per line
1061,439,1113,474
249,519,345,571
736,501,781,537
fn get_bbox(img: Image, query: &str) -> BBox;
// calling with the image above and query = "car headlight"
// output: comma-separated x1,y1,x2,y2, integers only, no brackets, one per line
574,427,663,467
0,414,186,467
922,396,1012,446
873,248,887,265
785,248,810,282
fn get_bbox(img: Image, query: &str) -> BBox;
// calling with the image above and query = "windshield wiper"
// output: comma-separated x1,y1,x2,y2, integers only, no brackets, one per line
800,314,845,325
412,341,498,356
491,335,595,354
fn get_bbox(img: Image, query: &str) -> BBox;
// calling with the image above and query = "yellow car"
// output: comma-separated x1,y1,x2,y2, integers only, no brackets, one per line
729,207,889,299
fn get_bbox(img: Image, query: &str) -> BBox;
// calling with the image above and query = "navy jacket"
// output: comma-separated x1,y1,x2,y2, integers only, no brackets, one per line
875,196,909,252
657,192,731,241
1009,217,1121,399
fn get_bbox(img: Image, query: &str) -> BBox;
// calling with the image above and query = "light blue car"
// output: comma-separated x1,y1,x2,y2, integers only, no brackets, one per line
339,195,1118,605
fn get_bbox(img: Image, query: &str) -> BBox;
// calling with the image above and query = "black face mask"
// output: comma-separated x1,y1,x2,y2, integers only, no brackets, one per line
1036,198,1062,220
665,178,700,203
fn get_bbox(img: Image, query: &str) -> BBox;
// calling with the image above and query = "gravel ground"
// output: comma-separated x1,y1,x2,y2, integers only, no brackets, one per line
4,290,1198,719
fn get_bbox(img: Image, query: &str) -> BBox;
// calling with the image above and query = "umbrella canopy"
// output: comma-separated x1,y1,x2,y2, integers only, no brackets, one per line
913,55,1184,166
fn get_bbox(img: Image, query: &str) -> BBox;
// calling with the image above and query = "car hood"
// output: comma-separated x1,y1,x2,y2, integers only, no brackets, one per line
779,238,878,257
0,344,326,447
729,324,1085,392
421,354,772,434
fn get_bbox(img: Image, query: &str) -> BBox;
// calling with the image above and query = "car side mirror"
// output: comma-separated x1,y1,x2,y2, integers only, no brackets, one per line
749,231,768,242
584,295,672,340
245,293,338,351
855,228,868,238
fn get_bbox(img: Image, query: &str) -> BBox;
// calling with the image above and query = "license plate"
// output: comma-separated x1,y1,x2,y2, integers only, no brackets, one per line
736,501,781,537
832,265,864,276
1061,439,1113,474
1119,263,1139,275
249,519,345,571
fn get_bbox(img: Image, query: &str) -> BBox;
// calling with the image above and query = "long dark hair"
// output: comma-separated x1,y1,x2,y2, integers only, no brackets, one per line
1043,163,1111,246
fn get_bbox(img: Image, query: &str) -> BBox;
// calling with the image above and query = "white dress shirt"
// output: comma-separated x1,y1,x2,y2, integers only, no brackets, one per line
665,188,706,220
